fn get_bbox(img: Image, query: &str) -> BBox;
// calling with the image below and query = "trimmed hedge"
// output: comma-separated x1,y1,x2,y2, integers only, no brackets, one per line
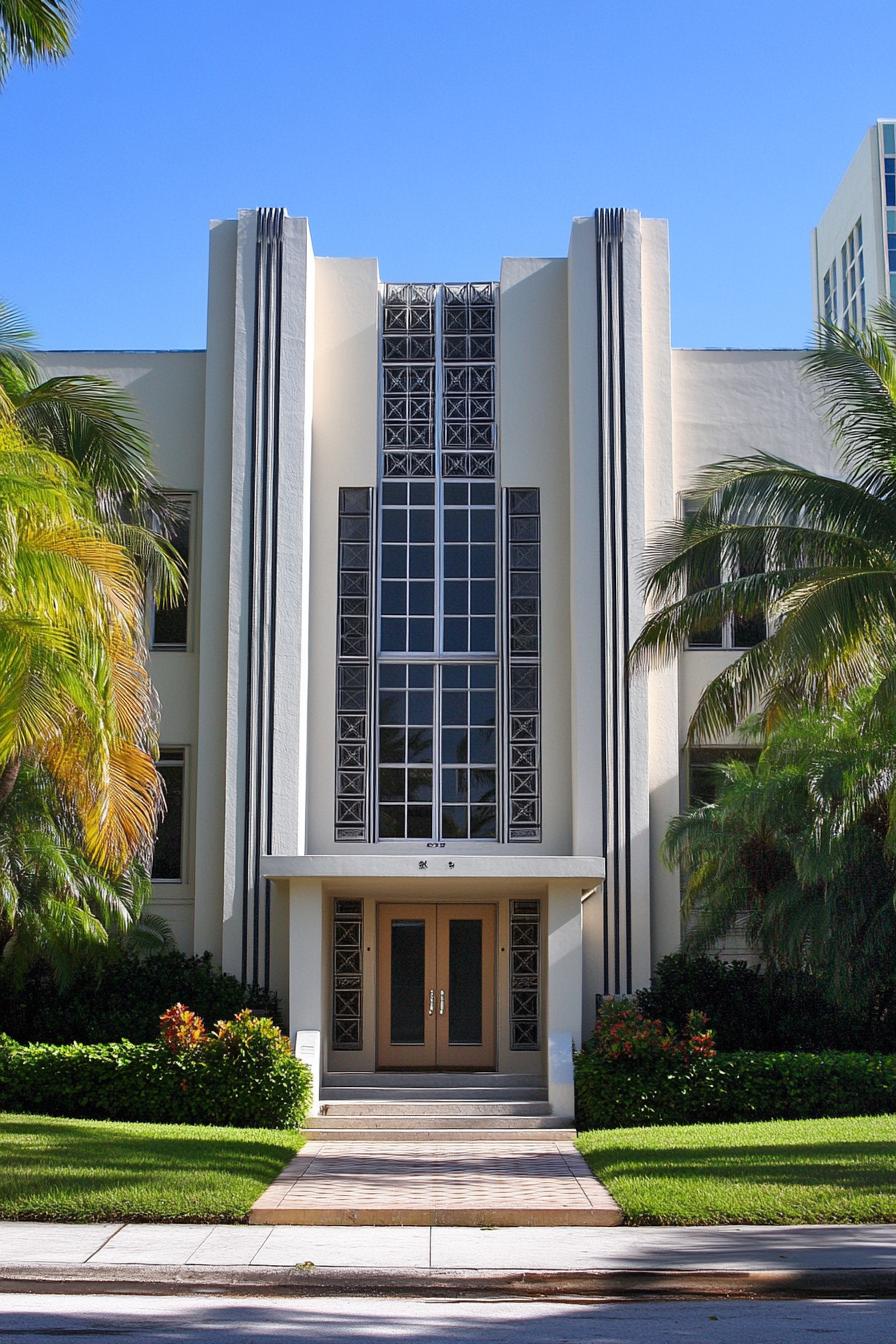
0,950,279,1045
0,1022,312,1129
576,1048,896,1130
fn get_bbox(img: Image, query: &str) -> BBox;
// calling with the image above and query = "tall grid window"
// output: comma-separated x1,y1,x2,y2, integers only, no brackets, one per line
376,283,499,841
150,494,194,650
840,219,866,330
822,260,838,326
682,497,766,651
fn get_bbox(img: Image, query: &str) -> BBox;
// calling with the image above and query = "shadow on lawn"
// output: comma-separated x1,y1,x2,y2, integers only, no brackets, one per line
587,1140,896,1192
0,1116,298,1193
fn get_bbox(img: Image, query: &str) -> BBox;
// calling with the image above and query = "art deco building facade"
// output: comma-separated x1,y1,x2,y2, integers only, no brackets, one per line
38,207,833,1109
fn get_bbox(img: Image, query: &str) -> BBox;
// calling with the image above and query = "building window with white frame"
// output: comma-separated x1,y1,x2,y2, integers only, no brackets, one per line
150,494,194,650
682,497,766,651
839,219,866,330
152,748,186,881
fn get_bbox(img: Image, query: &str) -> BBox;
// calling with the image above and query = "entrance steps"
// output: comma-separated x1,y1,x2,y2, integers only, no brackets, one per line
305,1072,576,1142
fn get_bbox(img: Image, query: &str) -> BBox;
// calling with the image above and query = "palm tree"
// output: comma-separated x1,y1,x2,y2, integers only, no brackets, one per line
0,762,167,982
0,303,182,603
0,0,73,85
0,422,162,872
630,301,896,741
662,695,896,1020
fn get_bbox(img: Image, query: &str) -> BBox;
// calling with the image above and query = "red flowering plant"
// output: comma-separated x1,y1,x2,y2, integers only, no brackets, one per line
159,1003,208,1054
586,998,715,1063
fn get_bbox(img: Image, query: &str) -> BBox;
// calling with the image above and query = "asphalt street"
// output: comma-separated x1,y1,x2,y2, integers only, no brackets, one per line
0,1293,895,1342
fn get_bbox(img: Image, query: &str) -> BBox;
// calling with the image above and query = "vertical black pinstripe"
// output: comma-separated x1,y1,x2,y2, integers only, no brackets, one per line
241,207,284,990
594,208,632,996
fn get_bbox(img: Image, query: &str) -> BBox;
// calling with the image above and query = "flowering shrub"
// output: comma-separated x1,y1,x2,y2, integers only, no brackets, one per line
159,1003,208,1053
587,999,716,1063
0,1008,312,1129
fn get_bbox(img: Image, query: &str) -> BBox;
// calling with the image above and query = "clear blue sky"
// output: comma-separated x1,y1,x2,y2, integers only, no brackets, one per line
3,0,893,351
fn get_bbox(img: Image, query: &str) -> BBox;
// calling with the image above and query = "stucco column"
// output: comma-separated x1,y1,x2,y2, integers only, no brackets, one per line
546,880,583,1117
288,879,325,1043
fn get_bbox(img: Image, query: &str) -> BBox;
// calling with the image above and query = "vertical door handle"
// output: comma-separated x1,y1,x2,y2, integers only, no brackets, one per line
428,989,434,1015
439,989,446,1015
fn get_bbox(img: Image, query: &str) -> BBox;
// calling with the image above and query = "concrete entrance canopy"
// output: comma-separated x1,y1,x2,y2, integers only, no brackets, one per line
263,854,604,1114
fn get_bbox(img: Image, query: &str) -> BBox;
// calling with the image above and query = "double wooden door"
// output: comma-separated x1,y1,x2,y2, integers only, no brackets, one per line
376,903,496,1069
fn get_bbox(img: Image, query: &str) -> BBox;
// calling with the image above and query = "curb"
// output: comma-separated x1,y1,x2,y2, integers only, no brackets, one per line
1,1264,896,1300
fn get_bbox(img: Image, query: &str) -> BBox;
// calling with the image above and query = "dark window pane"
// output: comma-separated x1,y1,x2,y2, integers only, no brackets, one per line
470,582,495,615
409,482,434,505
442,805,467,838
469,727,496,763
442,728,468,764
381,582,407,615
444,483,467,505
469,804,497,838
390,920,425,1044
410,510,434,542
470,618,495,650
470,510,495,542
378,691,406,725
382,482,406,505
442,691,468,725
469,768,497,803
470,545,494,578
381,511,406,542
405,728,433,763
409,546,435,578
444,545,468,578
470,665,495,688
379,768,405,802
152,514,190,648
408,582,434,615
382,545,407,578
470,691,496,725
379,805,404,838
408,618,434,651
380,618,406,651
406,805,433,838
444,511,468,542
442,768,468,803
444,581,467,615
407,769,433,802
378,727,406,762
448,919,482,1045
442,665,466,688
443,618,467,652
152,756,184,880
408,665,434,687
407,691,433,724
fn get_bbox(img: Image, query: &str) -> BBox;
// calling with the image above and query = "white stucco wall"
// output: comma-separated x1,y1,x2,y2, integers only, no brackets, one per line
36,350,207,953
812,124,888,324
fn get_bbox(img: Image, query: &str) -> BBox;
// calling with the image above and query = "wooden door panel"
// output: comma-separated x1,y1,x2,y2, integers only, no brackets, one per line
376,904,437,1068
435,904,496,1069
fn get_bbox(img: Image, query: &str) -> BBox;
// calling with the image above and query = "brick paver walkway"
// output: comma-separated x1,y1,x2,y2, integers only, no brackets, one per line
249,1141,622,1226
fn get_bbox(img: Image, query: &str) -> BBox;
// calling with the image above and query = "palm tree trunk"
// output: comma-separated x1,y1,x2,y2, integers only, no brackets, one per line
0,756,21,811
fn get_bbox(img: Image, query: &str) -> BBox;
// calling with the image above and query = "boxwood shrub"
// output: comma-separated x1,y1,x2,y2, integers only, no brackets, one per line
0,1010,312,1129
576,1048,896,1130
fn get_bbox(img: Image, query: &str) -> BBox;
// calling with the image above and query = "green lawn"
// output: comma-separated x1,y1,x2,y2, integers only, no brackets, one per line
577,1114,896,1225
0,1113,303,1222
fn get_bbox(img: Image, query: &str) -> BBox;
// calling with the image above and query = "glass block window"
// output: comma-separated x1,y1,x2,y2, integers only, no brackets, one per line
332,899,363,1050
152,748,186,881
509,899,540,1049
335,488,374,840
506,488,542,841
381,284,436,480
441,283,497,480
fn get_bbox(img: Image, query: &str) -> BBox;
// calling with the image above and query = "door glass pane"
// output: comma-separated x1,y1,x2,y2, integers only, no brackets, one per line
448,918,482,1045
390,920,426,1044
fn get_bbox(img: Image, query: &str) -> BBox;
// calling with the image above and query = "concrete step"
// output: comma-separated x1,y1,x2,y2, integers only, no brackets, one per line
320,1087,548,1103
300,1126,578,1142
322,1072,545,1089
307,1113,571,1131
318,1100,552,1117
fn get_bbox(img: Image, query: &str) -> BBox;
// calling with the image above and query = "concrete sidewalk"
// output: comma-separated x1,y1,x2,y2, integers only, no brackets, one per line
3,1221,896,1271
